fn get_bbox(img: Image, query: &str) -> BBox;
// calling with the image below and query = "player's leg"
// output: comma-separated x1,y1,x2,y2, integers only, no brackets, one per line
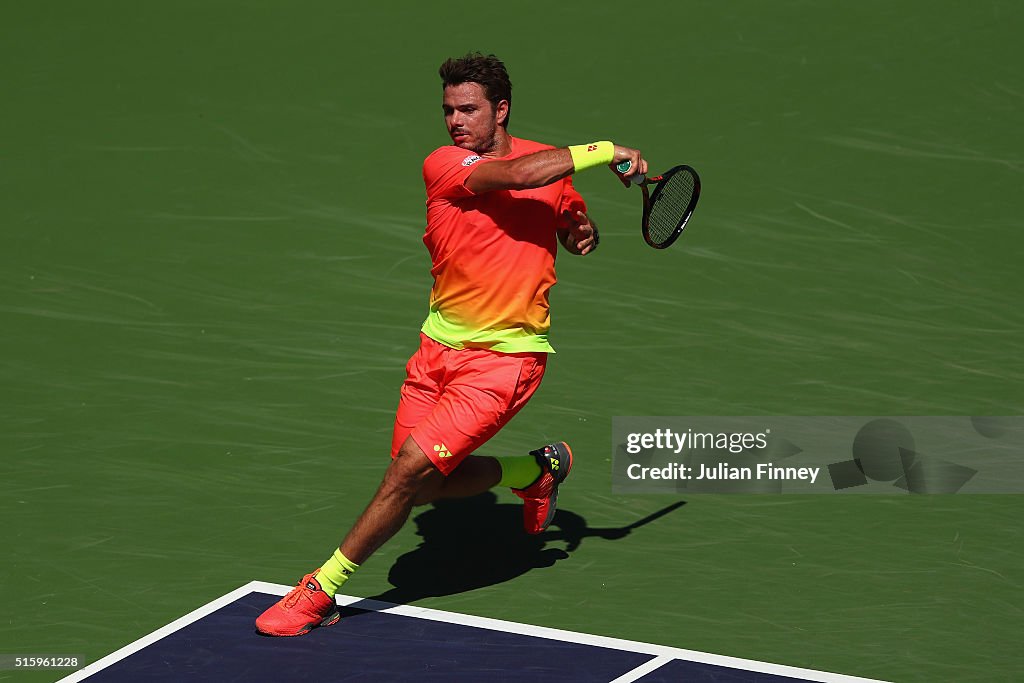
412,451,552,503
255,337,443,637
339,436,442,564
254,436,442,637
412,453,500,505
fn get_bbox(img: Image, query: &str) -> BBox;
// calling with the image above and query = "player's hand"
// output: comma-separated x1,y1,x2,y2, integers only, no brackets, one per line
563,211,599,255
610,145,647,186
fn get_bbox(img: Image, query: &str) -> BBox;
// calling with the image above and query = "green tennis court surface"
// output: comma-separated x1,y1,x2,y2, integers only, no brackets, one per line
2,2,1021,681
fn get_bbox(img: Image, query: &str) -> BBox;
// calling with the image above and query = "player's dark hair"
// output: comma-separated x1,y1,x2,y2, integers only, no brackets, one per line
439,52,513,128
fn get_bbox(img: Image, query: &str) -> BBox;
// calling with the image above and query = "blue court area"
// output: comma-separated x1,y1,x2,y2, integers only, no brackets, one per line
59,583,887,683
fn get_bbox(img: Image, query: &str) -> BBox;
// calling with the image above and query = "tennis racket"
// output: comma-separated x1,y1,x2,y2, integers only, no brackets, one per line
616,160,701,249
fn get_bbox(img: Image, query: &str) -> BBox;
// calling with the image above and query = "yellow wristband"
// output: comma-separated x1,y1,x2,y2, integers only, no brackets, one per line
568,141,615,172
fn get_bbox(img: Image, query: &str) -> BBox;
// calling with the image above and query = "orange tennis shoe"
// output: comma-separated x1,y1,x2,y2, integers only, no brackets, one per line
512,442,573,534
255,570,340,637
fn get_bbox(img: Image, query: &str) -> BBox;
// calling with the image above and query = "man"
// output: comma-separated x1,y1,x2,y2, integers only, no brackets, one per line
256,52,646,637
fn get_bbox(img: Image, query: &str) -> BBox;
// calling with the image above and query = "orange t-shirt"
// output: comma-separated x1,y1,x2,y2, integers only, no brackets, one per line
420,136,586,353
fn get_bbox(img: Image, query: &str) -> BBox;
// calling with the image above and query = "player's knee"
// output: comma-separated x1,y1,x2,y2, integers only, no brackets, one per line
382,439,439,496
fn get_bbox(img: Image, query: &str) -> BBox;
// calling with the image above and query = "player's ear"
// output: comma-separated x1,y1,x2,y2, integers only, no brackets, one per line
494,99,509,127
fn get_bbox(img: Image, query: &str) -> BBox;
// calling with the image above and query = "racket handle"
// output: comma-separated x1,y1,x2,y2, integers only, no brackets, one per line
615,160,646,185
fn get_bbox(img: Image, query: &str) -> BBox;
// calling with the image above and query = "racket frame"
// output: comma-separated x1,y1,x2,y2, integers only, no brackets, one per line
640,165,701,249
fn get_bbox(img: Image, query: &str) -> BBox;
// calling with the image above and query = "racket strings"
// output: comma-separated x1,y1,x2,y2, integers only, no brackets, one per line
648,171,696,245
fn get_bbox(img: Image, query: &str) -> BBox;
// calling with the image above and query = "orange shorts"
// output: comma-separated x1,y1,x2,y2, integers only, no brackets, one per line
392,334,547,475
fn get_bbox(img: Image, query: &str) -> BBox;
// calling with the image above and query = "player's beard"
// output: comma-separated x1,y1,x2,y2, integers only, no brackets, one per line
470,121,500,156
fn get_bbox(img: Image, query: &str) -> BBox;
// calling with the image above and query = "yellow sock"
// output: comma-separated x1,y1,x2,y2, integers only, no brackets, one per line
317,549,359,598
498,454,542,489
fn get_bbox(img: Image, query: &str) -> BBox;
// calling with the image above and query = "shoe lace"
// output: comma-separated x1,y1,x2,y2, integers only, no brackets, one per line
283,580,316,609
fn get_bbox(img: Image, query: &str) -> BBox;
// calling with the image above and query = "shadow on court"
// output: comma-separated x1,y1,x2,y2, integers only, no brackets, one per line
346,493,685,610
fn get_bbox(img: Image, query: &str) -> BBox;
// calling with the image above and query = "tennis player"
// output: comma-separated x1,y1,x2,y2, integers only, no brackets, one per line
256,52,647,636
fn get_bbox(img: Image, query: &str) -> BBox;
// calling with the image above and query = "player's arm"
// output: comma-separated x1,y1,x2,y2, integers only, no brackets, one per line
465,143,647,195
557,211,599,256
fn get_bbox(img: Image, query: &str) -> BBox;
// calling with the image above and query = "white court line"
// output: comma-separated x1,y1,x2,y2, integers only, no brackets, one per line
55,582,261,683
60,581,891,683
608,655,674,682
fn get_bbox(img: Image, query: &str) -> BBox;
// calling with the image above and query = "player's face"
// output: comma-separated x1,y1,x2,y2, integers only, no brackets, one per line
442,82,507,154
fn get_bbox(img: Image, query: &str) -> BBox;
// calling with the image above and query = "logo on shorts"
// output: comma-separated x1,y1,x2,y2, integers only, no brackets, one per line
433,443,453,458
461,155,483,167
